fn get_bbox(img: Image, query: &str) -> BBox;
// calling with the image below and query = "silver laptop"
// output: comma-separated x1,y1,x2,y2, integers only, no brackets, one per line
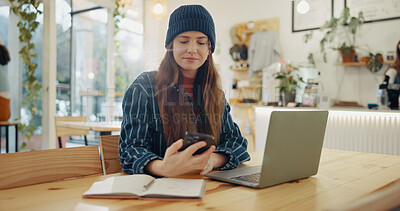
205,110,329,188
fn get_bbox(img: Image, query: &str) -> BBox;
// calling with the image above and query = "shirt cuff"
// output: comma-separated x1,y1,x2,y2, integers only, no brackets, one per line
213,148,238,170
139,154,163,176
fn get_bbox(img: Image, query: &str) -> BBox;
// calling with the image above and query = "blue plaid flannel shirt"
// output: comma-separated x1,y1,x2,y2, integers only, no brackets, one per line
119,71,251,175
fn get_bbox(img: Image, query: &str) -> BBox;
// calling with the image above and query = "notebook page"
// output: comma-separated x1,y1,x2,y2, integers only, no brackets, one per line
143,178,205,198
83,175,155,196
83,177,115,195
111,174,155,195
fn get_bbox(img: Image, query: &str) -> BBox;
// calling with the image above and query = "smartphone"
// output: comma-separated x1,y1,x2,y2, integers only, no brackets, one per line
179,131,214,155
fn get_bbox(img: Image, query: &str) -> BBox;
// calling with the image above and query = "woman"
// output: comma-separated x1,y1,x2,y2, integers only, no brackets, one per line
119,5,250,177
384,41,400,109
0,41,11,121
385,41,400,84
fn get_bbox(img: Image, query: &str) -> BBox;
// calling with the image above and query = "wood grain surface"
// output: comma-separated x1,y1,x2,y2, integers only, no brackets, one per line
0,145,102,189
0,149,399,210
99,135,121,175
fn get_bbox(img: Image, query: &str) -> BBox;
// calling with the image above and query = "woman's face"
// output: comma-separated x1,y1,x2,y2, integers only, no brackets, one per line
172,31,210,78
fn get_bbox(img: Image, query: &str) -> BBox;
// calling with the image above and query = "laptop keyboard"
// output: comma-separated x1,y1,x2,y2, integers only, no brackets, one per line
230,173,260,183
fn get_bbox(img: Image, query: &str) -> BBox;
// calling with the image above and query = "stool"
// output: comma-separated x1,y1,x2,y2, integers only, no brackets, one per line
231,103,258,151
0,121,19,153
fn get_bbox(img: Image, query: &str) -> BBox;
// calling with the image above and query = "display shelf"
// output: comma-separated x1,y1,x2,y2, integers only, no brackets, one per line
230,66,249,72
237,85,262,90
340,60,395,67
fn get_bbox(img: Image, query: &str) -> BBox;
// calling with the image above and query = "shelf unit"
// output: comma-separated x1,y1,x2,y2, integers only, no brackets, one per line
237,86,262,90
229,66,249,72
230,66,262,101
340,60,395,67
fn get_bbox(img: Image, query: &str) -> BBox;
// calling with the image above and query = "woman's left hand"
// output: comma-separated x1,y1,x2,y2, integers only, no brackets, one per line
200,158,214,175
200,152,228,175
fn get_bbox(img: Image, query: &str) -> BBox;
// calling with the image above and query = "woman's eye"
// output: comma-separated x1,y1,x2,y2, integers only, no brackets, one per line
180,41,188,44
198,42,206,45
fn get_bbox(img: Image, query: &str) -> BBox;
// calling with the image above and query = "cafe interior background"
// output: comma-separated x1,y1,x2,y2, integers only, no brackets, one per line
0,0,399,153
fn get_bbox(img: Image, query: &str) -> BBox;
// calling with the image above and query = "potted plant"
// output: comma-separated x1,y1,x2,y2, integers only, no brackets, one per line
273,60,305,106
364,52,384,73
304,7,364,63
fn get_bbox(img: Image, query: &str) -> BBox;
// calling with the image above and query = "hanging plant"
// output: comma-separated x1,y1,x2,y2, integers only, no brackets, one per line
304,7,364,63
113,0,127,36
9,0,43,149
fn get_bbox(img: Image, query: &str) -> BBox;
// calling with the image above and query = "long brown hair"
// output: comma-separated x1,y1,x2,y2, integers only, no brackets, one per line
155,42,224,146
386,40,400,74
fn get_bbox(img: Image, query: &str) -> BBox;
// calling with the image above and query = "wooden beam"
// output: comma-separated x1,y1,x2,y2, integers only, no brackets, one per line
42,0,57,149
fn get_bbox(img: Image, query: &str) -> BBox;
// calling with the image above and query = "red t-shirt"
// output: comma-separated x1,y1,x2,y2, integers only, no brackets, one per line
181,75,195,102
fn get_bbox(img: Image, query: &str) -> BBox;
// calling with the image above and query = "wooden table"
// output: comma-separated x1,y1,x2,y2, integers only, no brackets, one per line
1,149,400,210
56,121,121,135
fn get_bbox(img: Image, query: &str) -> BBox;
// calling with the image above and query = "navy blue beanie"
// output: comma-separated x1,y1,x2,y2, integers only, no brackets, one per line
165,5,216,53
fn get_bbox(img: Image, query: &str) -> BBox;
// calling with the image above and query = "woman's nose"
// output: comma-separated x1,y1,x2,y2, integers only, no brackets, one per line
186,41,197,54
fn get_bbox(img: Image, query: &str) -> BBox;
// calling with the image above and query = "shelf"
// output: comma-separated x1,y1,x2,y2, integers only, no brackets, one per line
340,60,395,67
230,102,262,107
237,86,262,89
230,67,248,72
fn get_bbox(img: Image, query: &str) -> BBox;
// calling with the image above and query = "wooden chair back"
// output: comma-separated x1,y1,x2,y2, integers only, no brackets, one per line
55,116,90,137
0,145,102,190
99,135,121,175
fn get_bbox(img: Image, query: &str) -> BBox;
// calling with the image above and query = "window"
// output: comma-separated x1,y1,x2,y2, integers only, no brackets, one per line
114,0,144,117
0,6,9,46
56,0,72,116
55,0,144,121
71,1,108,121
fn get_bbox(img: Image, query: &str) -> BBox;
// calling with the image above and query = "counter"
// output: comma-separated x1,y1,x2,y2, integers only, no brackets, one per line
255,106,400,155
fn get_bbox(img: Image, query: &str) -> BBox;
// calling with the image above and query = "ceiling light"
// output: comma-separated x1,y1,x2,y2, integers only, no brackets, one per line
297,0,310,14
88,72,95,80
151,0,167,20
153,3,164,14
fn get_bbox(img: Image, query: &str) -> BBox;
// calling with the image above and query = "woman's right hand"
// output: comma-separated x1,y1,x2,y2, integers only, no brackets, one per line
146,139,215,177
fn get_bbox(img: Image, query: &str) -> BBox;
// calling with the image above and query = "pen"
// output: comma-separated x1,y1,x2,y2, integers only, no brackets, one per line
142,179,155,192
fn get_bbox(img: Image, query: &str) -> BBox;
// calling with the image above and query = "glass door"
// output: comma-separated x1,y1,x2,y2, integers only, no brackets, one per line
56,0,72,117
113,0,144,118
71,0,108,121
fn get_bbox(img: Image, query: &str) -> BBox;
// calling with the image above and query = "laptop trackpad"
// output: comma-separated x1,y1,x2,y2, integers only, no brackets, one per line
206,165,262,179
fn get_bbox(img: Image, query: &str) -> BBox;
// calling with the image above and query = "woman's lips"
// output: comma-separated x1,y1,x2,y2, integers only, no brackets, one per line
184,57,198,62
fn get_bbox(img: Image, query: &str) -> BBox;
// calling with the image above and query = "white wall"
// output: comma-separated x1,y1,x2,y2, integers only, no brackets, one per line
144,0,400,106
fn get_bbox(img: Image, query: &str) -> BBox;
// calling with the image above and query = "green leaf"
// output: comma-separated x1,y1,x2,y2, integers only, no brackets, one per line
20,142,27,150
303,32,313,43
25,131,32,141
27,125,35,131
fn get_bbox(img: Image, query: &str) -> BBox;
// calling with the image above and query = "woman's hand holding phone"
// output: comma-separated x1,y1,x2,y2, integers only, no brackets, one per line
179,132,214,155
146,139,216,177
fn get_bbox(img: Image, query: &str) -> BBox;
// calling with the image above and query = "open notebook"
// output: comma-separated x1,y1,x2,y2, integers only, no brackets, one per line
83,174,206,201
